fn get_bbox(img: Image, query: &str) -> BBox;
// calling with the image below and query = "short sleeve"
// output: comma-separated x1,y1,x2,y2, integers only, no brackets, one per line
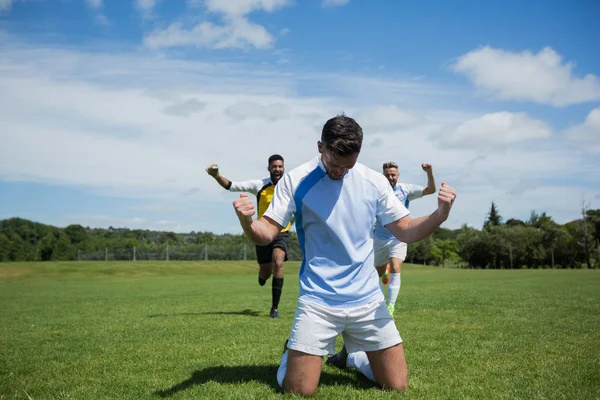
263,174,296,227
405,184,425,202
228,179,264,195
377,183,410,226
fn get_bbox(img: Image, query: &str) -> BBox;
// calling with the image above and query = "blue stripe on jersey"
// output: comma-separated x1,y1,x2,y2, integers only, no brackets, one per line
398,185,409,208
293,166,326,278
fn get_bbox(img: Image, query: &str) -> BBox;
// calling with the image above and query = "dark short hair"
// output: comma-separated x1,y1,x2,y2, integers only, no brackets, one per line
383,161,398,170
268,154,284,165
321,114,363,157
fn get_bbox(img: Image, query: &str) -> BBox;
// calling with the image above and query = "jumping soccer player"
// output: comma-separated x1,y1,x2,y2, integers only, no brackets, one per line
374,161,436,315
206,154,290,319
232,115,456,395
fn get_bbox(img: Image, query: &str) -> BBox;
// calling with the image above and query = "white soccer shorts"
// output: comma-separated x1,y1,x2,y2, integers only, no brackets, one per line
286,298,402,356
374,236,407,266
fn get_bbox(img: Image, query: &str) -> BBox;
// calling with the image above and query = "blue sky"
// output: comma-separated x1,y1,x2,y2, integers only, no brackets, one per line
1,0,599,233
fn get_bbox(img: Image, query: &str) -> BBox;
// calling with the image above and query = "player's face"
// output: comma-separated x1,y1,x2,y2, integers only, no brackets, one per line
318,142,359,180
268,160,284,183
383,167,399,188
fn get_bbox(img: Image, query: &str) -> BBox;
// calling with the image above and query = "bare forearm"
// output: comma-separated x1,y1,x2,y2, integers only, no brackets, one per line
423,171,436,196
239,216,279,246
387,210,446,243
214,175,231,190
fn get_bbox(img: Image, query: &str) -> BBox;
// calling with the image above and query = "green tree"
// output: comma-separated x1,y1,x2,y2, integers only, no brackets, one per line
484,202,502,230
431,239,460,267
409,236,434,265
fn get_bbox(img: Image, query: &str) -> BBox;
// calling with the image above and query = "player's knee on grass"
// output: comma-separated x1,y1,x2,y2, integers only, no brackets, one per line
367,345,408,392
283,350,321,396
284,379,318,397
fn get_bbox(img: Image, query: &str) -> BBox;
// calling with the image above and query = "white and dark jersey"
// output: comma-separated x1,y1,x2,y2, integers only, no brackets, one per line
373,183,424,240
264,157,410,308
228,178,290,232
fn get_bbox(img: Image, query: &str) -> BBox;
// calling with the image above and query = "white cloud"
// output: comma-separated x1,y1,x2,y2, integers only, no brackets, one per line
163,98,206,117
144,0,292,50
0,42,598,233
136,0,159,18
564,107,600,155
353,105,421,133
322,0,349,7
84,0,109,24
439,112,552,149
452,46,600,107
224,101,290,120
85,0,102,8
204,0,291,15
145,18,274,49
0,0,13,12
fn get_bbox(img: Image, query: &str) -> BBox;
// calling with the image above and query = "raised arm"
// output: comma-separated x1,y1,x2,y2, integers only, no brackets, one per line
421,163,436,196
206,164,232,190
385,182,456,243
233,193,281,245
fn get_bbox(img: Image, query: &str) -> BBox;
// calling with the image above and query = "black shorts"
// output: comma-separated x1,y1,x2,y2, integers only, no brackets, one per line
255,232,290,264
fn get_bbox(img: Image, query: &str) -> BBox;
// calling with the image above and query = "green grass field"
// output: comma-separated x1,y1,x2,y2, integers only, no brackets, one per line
1,262,599,400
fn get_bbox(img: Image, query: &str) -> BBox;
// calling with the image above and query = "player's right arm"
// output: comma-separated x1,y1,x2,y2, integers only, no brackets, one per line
205,164,232,190
206,164,262,194
233,194,282,245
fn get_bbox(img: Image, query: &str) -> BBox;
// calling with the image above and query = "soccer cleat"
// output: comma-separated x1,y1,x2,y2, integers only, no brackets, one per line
387,303,395,315
325,345,348,369
270,308,280,318
381,264,391,285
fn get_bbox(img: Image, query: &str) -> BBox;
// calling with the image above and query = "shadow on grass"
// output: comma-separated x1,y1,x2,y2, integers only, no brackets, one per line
155,365,374,397
148,309,261,318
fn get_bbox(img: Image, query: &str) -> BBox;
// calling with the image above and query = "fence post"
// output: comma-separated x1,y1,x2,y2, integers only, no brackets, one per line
243,244,247,261
204,244,208,261
133,246,136,262
77,249,80,262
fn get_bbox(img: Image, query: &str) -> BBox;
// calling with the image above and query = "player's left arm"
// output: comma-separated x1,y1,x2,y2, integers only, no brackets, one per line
385,183,456,243
421,163,436,196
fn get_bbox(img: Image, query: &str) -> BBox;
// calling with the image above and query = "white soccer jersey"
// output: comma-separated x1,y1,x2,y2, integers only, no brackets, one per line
228,178,271,195
373,183,424,240
264,157,410,307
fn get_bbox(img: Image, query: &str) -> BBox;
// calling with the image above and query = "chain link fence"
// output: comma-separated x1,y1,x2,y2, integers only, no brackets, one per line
78,244,303,262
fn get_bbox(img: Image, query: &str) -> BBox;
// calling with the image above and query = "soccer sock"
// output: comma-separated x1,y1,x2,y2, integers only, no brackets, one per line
346,351,375,382
388,273,401,307
276,350,288,387
272,277,284,310
258,276,266,286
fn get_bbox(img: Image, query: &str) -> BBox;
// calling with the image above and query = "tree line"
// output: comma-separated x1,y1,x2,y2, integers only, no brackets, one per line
1,203,598,268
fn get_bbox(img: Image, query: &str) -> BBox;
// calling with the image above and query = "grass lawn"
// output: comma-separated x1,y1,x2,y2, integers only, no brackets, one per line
0,261,599,399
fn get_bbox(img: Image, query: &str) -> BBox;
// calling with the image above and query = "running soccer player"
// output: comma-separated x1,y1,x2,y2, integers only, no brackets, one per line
374,161,436,315
206,154,290,319
232,115,457,395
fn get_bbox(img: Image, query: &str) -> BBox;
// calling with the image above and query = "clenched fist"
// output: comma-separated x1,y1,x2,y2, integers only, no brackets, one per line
437,182,456,220
233,193,255,220
421,163,433,173
205,164,219,177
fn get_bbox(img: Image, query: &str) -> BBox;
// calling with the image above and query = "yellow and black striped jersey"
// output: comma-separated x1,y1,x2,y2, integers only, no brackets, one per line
228,177,291,232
